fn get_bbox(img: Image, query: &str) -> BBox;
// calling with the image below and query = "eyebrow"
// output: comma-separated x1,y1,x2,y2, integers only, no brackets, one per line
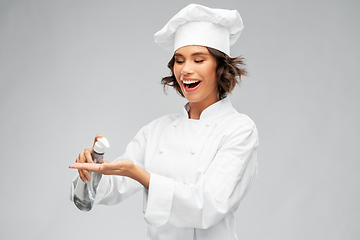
174,52,209,57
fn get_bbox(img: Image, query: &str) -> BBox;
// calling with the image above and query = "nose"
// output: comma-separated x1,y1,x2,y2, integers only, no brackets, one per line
180,62,194,76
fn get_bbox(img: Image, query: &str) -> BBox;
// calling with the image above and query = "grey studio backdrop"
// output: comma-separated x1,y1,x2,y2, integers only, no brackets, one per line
0,0,359,239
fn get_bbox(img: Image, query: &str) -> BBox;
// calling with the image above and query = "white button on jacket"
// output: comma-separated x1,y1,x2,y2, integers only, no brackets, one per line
70,97,259,240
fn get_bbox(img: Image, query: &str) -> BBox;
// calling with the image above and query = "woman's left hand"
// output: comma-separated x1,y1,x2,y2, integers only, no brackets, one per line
69,159,150,189
69,159,135,178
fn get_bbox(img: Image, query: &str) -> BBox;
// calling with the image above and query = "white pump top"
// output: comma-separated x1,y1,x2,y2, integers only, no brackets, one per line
93,137,110,154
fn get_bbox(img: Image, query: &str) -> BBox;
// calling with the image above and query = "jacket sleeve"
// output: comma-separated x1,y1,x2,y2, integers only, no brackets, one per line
143,123,259,229
70,126,148,205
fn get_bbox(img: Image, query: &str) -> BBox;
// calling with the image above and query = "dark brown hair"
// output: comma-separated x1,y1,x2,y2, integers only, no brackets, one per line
161,47,247,99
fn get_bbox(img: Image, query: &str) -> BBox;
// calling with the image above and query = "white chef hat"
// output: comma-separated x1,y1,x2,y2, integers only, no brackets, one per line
154,4,244,56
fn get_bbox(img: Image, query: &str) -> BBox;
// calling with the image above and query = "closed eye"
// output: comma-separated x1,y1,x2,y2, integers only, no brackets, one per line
195,60,204,63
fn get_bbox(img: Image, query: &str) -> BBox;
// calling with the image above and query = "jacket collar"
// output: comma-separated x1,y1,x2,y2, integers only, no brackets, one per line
183,97,233,121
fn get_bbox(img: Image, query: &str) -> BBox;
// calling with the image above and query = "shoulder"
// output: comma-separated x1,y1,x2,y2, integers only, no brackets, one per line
219,107,257,132
211,107,259,147
214,109,259,150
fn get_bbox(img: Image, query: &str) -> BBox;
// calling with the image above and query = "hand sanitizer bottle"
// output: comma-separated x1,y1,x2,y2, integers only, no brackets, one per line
73,135,110,211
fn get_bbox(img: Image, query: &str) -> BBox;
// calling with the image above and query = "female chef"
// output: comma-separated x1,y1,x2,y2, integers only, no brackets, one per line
69,4,259,240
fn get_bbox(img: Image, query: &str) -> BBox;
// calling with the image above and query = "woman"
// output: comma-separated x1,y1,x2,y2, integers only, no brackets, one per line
69,4,259,240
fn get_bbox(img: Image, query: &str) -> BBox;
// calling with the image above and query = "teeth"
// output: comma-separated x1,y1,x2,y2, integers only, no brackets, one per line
182,80,200,84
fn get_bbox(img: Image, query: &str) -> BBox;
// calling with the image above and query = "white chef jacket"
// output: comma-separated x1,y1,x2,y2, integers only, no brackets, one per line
70,97,259,240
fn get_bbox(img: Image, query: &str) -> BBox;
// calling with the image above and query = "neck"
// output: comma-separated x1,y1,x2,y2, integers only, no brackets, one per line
188,96,219,120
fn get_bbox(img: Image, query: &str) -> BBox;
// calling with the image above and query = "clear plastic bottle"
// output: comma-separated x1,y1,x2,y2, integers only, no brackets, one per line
73,135,110,211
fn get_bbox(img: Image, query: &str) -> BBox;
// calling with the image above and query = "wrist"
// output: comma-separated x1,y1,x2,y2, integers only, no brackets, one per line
129,164,150,189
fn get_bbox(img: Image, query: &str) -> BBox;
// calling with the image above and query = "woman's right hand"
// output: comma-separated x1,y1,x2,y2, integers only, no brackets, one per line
76,147,94,182
75,134,103,182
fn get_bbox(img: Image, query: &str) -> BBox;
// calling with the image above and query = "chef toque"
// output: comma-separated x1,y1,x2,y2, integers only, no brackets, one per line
154,4,244,56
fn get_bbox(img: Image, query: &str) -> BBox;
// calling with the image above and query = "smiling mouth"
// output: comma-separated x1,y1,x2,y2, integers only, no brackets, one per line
182,79,201,90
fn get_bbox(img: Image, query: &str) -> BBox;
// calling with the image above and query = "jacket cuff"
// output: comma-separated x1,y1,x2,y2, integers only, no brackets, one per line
144,173,174,227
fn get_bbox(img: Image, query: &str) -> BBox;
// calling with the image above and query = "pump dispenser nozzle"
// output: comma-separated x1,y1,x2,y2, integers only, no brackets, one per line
93,136,110,154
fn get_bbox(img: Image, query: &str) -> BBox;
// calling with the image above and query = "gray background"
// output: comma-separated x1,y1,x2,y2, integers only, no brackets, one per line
0,0,359,239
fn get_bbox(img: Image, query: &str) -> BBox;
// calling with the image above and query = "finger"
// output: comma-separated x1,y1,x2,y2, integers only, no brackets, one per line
84,149,94,163
92,133,103,148
79,152,85,163
79,152,91,181
69,163,103,173
77,169,86,182
83,148,94,180
76,157,87,182
84,147,92,153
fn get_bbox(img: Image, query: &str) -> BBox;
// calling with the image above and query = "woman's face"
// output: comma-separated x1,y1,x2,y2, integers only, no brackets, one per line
173,45,218,106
